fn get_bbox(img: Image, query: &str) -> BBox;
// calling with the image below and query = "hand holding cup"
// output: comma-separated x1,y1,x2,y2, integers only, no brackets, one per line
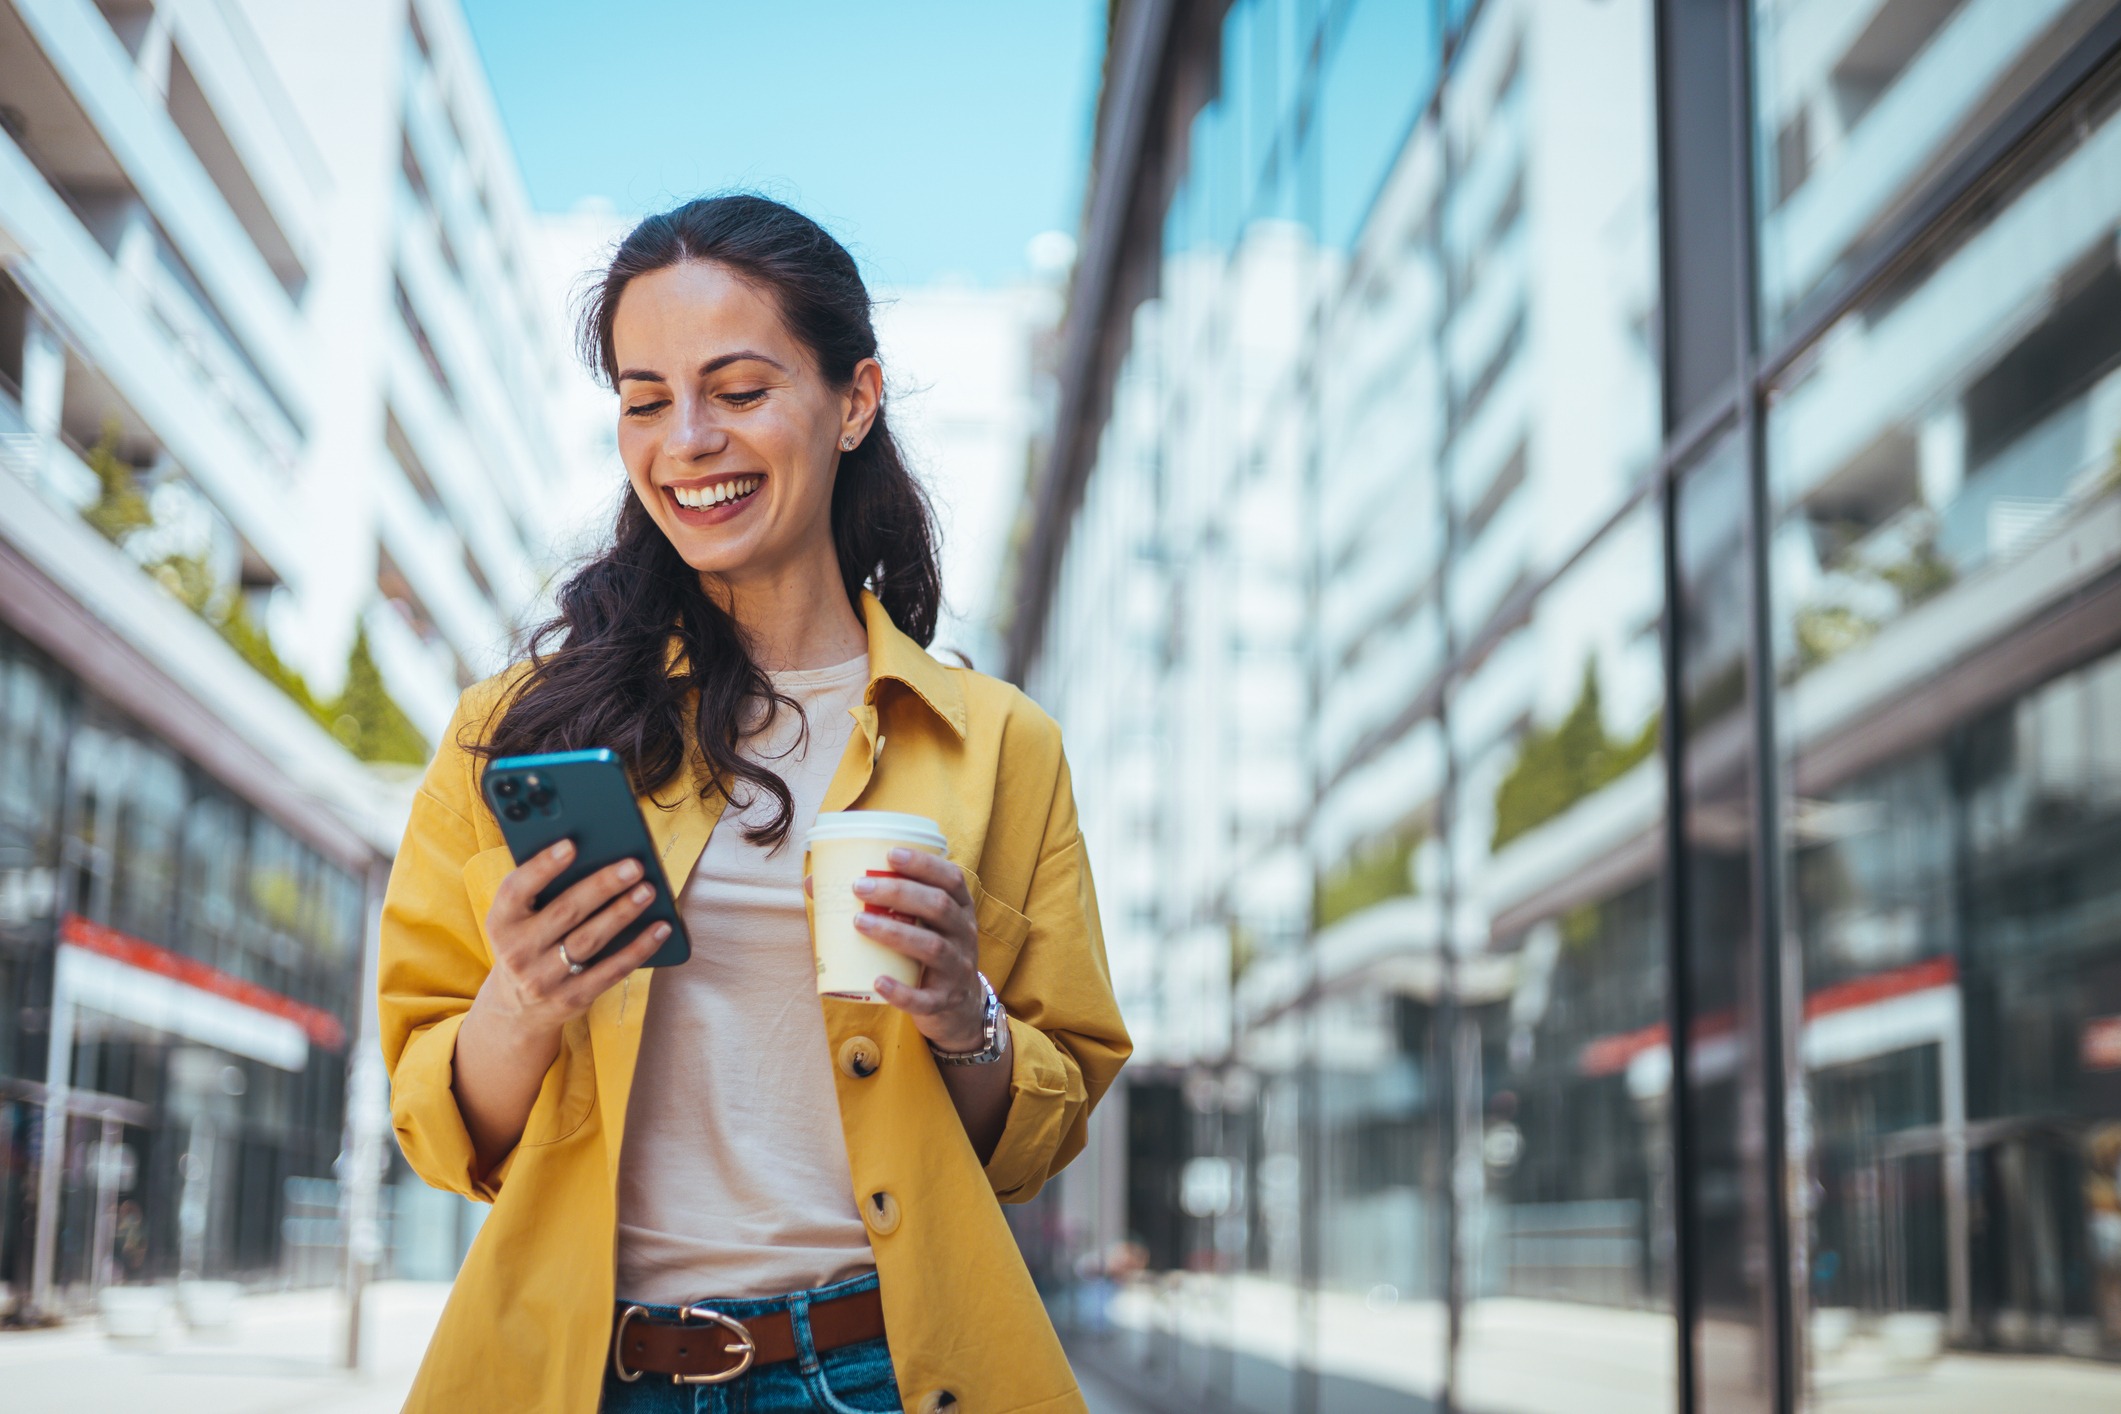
851,848,988,1052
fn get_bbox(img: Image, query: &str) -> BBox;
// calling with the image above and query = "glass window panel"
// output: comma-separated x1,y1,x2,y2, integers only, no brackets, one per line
177,790,247,971
1764,58,2121,674
1318,0,1440,249
1751,0,2121,340
1304,855,1452,1411
1769,51,2121,1403
1454,498,1675,1414
110,740,185,949
0,641,68,920
61,722,116,923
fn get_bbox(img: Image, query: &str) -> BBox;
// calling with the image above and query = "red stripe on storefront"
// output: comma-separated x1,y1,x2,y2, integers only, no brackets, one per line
1577,1010,1738,1077
1799,953,1957,1020
1576,955,1958,1077
60,913,347,1050
1578,1021,1667,1077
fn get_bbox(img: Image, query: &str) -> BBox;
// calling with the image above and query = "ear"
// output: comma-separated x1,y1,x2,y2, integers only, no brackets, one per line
839,358,883,450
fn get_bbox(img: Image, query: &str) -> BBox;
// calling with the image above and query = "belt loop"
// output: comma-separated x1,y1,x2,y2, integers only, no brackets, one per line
788,1293,821,1376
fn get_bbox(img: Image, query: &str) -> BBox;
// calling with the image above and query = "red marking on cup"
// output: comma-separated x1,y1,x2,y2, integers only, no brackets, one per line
861,869,916,924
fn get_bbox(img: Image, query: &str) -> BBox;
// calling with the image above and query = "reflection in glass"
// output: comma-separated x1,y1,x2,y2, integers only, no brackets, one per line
1459,502,1673,1414
1768,48,2121,1404
1750,0,2121,338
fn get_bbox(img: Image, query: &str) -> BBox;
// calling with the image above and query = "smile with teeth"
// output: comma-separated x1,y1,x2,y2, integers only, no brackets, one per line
670,477,762,509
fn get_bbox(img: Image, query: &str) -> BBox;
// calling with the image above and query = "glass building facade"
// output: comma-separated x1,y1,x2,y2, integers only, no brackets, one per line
0,621,368,1307
1009,1,2121,1409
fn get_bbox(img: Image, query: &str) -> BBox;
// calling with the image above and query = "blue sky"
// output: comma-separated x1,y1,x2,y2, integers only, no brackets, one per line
459,1,1107,287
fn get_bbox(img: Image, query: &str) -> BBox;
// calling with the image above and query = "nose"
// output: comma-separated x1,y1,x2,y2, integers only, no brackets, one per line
665,396,730,462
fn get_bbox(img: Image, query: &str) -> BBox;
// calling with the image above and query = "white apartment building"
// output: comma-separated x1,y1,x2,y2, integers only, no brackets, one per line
0,0,582,1311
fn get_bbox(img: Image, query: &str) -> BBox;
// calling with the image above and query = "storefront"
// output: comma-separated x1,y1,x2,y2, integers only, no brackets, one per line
0,618,376,1315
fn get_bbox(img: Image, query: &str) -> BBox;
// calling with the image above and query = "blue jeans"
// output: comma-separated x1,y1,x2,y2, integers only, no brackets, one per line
600,1272,902,1414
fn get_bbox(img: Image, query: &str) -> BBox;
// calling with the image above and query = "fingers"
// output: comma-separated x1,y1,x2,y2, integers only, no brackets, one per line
566,918,672,999
884,849,971,907
875,974,959,1015
854,910,955,968
526,857,646,945
875,975,986,1055
852,874,959,930
492,839,576,920
556,879,659,967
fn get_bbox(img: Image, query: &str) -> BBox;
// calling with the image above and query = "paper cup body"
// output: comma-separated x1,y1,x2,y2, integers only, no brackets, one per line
806,811,948,1000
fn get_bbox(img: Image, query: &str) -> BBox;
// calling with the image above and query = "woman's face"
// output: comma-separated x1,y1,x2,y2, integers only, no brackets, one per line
610,260,877,586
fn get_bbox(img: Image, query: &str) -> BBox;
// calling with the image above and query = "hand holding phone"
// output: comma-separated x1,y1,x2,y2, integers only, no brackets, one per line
476,839,672,1022
476,751,691,1001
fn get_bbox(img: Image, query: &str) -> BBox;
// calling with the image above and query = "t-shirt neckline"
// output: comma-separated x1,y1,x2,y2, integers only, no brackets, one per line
767,653,868,691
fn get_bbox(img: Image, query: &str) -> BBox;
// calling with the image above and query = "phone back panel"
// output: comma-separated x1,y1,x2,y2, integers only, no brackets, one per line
480,749,690,968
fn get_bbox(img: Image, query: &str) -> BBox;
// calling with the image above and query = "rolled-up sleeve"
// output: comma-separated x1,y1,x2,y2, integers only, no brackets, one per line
378,699,510,1201
983,753,1132,1203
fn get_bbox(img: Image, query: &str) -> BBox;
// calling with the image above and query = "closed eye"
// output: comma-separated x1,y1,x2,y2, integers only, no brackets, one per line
623,399,669,419
721,389,768,407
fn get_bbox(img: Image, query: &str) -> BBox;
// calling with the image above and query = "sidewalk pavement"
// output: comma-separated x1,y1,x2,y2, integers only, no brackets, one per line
0,1281,447,1414
0,1280,1179,1414
1098,1272,2121,1414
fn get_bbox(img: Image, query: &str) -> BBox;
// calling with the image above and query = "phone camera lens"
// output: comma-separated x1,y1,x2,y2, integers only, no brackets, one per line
492,776,520,799
525,776,555,807
502,801,531,822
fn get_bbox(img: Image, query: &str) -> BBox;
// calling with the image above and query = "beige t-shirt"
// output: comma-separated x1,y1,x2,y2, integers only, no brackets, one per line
615,654,876,1303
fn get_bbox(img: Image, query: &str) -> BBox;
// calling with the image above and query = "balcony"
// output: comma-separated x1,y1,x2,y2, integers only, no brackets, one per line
0,14,307,584
10,0,307,412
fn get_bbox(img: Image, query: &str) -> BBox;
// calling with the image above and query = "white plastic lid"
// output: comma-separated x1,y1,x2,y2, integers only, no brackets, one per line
803,810,947,852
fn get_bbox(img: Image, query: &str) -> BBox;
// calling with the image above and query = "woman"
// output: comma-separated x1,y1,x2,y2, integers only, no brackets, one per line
379,194,1129,1413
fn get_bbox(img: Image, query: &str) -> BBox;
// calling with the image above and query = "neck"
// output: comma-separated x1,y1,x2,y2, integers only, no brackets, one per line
704,539,868,673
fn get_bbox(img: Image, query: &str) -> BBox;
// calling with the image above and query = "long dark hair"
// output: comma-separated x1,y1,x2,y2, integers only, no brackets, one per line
474,195,942,846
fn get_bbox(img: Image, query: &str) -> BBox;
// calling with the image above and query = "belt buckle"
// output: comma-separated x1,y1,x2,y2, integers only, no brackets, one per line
613,1304,650,1383
673,1303,757,1385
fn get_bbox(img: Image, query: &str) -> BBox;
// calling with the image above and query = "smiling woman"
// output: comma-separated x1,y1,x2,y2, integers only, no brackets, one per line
376,194,1129,1414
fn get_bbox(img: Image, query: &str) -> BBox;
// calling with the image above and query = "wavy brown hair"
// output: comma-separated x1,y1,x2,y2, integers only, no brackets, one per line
473,195,942,846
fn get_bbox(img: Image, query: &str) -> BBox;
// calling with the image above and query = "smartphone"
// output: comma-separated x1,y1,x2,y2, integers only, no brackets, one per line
480,749,691,969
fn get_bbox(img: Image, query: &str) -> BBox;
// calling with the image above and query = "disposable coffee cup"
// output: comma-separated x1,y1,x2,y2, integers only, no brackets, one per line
805,810,948,1000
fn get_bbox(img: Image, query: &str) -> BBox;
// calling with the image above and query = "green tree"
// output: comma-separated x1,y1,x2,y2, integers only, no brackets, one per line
218,594,330,723
1315,829,1420,930
148,551,219,615
1492,661,1659,850
79,444,430,766
329,626,429,766
81,423,154,545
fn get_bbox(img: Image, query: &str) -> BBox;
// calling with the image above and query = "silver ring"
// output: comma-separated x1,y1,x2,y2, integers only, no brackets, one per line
559,943,584,976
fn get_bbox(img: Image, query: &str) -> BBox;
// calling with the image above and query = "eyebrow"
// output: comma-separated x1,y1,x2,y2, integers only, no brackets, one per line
615,350,790,384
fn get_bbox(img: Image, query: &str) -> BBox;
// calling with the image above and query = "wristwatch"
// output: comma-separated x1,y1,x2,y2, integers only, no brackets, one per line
929,973,1007,1066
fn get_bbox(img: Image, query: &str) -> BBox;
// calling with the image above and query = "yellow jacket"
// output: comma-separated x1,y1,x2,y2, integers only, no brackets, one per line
379,593,1130,1412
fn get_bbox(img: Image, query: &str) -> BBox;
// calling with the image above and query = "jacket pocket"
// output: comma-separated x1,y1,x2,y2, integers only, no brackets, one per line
966,866,1032,985
462,844,516,959
522,1016,596,1147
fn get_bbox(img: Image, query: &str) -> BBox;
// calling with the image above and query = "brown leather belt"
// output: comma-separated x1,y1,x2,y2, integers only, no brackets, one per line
611,1287,886,1385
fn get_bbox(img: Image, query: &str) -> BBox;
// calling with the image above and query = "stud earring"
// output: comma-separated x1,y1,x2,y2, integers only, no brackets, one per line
841,435,857,451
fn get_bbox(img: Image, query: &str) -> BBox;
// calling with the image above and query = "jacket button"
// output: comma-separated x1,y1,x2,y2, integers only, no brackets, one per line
863,1190,902,1237
915,1391,957,1414
837,1035,882,1079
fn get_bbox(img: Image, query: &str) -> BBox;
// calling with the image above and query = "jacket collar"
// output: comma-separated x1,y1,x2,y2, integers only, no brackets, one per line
659,589,965,740
858,590,966,739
